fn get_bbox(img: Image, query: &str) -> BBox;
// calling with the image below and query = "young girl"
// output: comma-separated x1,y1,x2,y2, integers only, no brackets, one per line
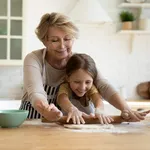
57,53,114,124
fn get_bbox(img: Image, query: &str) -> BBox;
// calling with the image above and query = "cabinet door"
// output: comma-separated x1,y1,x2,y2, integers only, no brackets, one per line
0,0,23,65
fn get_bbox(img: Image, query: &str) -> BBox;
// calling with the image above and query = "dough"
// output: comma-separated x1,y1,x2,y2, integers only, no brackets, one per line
64,124,114,130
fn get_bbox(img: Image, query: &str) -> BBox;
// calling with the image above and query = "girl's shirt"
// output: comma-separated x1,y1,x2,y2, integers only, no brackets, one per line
57,83,99,103
57,83,99,114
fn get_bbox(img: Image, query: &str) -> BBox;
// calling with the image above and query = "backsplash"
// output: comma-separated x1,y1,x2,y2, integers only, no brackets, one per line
0,66,23,99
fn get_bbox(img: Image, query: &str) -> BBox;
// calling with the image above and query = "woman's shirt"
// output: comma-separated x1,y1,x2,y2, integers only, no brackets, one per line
22,48,65,106
22,48,117,107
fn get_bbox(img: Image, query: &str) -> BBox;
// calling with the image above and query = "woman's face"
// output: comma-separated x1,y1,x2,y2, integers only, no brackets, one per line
67,69,93,97
44,26,74,61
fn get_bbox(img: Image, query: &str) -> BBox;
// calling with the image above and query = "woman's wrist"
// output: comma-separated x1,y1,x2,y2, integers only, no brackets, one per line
33,100,49,115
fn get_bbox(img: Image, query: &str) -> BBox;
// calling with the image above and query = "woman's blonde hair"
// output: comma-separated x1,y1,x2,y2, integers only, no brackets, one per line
35,12,79,43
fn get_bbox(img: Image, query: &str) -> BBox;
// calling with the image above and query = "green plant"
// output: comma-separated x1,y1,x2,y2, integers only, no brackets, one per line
119,11,135,22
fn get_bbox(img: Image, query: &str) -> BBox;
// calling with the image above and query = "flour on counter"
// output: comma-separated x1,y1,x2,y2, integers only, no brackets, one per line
63,124,129,134
64,124,114,129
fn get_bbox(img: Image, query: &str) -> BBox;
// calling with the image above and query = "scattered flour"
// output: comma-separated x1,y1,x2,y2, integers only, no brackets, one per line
64,124,128,134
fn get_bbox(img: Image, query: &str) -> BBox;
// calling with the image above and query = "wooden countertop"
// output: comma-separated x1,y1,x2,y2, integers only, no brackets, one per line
0,119,150,150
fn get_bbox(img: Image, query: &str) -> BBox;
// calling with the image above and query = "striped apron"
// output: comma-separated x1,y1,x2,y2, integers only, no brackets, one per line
20,49,60,119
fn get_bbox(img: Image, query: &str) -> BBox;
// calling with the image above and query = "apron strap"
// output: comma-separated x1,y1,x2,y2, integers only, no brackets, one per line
42,48,47,85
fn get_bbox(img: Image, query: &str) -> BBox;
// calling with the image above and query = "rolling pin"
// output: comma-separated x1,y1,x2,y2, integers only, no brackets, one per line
41,115,125,124
41,110,150,124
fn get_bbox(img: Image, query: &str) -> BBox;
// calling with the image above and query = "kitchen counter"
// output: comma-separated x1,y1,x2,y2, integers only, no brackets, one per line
1,99,150,115
0,119,150,150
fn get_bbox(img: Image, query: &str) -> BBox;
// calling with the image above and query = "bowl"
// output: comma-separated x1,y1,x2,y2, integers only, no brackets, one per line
0,110,29,128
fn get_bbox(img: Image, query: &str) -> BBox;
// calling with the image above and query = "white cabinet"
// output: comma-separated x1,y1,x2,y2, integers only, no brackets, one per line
0,0,24,65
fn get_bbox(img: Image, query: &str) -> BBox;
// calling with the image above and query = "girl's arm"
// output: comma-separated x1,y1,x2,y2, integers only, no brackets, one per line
57,93,85,124
91,93,114,124
57,93,74,113
91,93,104,110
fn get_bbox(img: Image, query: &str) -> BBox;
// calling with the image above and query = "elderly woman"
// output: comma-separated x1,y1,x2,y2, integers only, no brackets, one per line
20,12,147,122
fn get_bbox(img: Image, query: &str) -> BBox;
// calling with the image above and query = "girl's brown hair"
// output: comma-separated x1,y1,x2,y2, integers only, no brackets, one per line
66,53,99,89
35,12,79,43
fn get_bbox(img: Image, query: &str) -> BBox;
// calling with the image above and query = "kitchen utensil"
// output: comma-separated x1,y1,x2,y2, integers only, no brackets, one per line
42,115,125,124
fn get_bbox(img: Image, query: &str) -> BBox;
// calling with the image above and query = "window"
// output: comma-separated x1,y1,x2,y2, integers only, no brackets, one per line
0,0,23,64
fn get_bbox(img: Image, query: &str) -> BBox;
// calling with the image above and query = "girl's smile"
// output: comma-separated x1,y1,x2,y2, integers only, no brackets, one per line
67,69,93,97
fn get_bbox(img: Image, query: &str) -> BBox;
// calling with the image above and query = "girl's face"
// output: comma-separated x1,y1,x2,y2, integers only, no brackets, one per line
67,69,93,97
44,26,74,61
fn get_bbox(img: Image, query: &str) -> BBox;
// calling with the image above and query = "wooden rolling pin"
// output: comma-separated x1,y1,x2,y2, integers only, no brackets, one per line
41,110,150,124
41,115,125,124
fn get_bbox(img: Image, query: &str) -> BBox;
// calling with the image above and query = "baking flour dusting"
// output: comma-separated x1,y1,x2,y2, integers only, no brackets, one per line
64,124,128,134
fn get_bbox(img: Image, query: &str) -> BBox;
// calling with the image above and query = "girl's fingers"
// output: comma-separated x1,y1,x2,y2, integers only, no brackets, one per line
105,116,112,124
72,116,76,124
79,116,85,124
76,116,80,125
101,115,108,124
109,116,114,123
97,115,104,124
67,113,72,123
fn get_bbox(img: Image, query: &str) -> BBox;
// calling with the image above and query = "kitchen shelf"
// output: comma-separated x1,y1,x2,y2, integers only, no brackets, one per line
118,3,150,52
118,30,150,34
119,2,150,8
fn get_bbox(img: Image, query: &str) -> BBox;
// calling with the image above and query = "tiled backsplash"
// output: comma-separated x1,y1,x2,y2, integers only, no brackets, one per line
0,66,23,99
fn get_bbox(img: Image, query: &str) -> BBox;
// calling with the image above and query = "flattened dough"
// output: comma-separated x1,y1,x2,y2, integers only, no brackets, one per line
64,124,114,129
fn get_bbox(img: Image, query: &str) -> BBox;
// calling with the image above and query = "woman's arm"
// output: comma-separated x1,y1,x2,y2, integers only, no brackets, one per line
24,52,47,105
95,72,147,121
107,93,130,111
95,71,130,111
23,51,62,121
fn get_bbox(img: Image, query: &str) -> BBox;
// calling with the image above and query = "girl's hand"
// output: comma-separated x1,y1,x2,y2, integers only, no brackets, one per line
67,106,85,124
95,108,114,124
121,109,150,122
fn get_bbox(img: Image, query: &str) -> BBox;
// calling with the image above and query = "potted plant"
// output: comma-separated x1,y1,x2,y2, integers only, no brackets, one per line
119,11,135,30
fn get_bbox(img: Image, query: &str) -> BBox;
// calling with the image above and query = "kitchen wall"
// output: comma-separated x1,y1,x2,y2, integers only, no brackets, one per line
0,0,150,100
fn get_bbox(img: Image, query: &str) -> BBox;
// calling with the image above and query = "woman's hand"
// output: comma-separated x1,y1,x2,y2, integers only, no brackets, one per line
43,103,63,121
67,106,85,124
121,109,150,122
95,108,114,124
34,100,63,121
